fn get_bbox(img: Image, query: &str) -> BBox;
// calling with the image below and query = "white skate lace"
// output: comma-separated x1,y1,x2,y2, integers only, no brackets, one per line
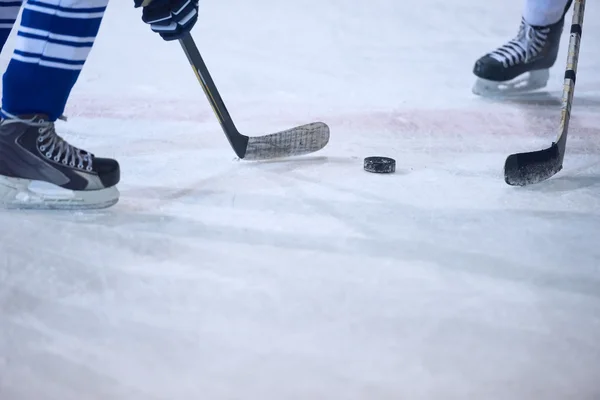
489,19,550,68
1,111,94,172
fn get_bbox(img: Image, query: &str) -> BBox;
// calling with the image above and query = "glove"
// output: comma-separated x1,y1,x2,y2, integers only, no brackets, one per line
134,0,199,41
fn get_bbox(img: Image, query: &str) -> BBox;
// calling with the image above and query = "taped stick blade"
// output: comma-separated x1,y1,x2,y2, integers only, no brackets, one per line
242,122,330,161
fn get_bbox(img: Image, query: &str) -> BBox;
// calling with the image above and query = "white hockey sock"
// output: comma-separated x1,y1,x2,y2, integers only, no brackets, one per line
523,0,571,26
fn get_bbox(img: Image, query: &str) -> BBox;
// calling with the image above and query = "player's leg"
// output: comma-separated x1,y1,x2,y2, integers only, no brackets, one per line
522,0,573,26
0,0,22,53
0,0,120,209
471,0,573,96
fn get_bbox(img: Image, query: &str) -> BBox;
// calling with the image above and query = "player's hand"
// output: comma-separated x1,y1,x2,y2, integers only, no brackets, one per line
134,0,199,41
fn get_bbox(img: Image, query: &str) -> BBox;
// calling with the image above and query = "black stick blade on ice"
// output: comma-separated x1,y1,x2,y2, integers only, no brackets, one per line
504,0,585,186
504,142,562,186
178,33,330,160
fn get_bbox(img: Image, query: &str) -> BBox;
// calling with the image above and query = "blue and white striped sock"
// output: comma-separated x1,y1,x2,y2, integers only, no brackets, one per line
0,0,22,53
2,0,108,121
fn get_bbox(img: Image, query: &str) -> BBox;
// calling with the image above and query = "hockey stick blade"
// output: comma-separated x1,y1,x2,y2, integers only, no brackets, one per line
243,122,330,161
504,142,562,186
178,33,330,160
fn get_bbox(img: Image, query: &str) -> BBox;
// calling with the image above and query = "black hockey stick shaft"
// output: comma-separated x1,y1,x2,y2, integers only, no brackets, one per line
178,33,249,158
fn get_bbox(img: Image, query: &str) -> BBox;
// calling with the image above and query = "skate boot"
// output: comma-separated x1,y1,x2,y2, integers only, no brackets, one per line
0,112,120,209
472,16,565,96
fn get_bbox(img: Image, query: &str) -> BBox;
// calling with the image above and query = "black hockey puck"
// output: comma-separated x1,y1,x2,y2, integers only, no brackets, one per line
364,156,396,174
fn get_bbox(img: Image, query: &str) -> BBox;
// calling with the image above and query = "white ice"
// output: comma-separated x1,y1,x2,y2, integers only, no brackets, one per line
1,0,600,399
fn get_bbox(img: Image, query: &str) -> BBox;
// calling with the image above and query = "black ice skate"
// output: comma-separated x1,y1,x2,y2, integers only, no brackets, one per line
472,16,565,96
0,113,120,209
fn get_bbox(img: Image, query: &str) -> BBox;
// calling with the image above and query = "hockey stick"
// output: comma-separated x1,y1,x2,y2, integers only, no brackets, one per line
504,0,585,186
178,33,330,160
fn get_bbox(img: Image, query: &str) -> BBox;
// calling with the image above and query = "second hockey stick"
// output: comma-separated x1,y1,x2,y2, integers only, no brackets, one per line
504,0,585,186
178,33,330,161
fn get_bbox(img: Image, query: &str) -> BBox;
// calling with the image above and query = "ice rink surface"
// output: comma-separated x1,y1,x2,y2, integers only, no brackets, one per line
1,0,600,399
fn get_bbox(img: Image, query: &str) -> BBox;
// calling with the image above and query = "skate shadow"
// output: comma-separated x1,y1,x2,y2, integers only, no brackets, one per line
496,89,600,142
244,155,353,174
248,155,340,166
480,90,600,108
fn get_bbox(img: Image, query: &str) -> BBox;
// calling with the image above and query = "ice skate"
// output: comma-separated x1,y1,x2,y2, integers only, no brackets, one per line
0,113,120,210
472,16,565,97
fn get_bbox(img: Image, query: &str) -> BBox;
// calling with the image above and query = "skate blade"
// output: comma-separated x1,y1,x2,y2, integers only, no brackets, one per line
0,177,119,210
472,69,550,98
